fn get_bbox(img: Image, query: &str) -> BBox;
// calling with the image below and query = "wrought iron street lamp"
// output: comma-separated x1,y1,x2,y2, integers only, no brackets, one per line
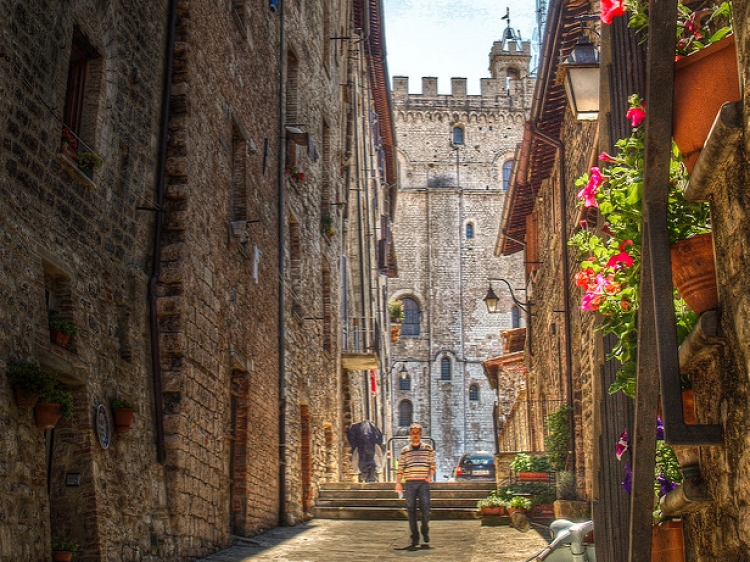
483,278,531,314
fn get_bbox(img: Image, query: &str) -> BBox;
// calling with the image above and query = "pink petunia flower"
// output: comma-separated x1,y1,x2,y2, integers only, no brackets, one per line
626,105,646,128
577,167,604,208
599,152,617,163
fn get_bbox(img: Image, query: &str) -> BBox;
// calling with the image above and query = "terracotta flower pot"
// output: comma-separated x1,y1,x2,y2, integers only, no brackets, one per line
34,402,62,429
52,551,73,562
113,407,135,434
518,472,550,482
14,387,39,408
670,233,718,315
390,324,401,343
480,506,503,516
651,520,684,562
673,35,740,172
50,328,71,349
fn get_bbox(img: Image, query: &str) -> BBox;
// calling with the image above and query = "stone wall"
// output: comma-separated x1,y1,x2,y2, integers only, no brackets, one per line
0,1,172,559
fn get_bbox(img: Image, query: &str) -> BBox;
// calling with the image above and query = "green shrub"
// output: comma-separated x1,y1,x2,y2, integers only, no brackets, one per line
509,496,532,510
40,388,73,421
111,398,138,412
510,452,551,473
6,357,56,395
545,404,572,471
48,311,77,338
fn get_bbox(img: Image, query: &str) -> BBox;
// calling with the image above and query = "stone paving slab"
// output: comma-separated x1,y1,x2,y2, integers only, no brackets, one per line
198,519,549,562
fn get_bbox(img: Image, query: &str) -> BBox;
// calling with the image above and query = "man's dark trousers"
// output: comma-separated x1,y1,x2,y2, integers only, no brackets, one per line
404,480,430,545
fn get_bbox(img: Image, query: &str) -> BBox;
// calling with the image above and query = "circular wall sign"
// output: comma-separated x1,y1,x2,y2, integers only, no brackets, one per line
96,404,111,449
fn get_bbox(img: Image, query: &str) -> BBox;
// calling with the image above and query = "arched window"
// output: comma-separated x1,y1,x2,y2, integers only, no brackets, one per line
441,357,452,380
466,222,474,239
507,67,520,80
398,400,413,427
512,305,521,328
401,297,420,336
469,384,479,401
400,373,411,391
452,126,464,145
502,160,513,191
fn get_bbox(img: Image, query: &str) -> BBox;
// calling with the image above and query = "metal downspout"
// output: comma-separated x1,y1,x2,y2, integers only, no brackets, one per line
530,124,575,477
352,34,370,421
148,0,178,465
277,0,287,526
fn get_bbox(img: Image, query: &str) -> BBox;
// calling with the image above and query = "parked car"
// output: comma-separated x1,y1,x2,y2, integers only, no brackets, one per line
452,451,496,481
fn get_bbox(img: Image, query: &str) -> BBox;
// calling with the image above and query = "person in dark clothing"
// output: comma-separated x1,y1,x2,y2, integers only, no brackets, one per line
395,423,436,549
346,420,383,482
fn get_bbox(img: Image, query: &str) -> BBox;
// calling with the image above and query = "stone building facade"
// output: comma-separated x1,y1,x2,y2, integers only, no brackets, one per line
389,31,533,478
0,0,395,559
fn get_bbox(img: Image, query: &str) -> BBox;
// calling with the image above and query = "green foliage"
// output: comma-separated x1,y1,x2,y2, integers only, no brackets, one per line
545,404,573,471
509,452,551,473
625,0,733,57
476,491,508,510
6,357,56,395
52,536,80,553
76,150,105,170
556,470,578,501
41,388,73,421
568,94,710,397
321,211,335,237
509,496,532,510
387,299,405,322
111,398,138,412
48,311,77,338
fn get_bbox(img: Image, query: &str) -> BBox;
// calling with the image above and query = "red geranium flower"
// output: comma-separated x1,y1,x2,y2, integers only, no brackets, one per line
600,0,626,24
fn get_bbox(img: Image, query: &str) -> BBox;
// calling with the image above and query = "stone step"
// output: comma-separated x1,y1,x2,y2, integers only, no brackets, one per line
317,489,492,500
313,506,488,520
316,498,481,508
320,482,496,491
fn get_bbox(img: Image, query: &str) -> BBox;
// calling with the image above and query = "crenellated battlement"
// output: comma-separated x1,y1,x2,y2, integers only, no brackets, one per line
391,75,532,101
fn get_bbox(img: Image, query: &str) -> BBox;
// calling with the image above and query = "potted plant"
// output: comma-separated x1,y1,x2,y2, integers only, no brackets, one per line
48,311,77,349
600,0,734,172
476,492,508,516
6,357,55,408
569,95,712,397
388,298,405,343
510,453,552,482
110,398,138,434
51,536,80,561
75,150,105,178
321,211,335,237
35,386,73,429
60,127,78,160
507,495,532,515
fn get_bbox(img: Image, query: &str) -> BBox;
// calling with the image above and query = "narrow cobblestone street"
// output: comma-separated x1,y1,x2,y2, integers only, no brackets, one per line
197,519,549,562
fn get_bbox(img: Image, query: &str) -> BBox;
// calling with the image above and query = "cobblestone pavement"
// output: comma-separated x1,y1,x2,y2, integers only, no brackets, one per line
198,519,549,562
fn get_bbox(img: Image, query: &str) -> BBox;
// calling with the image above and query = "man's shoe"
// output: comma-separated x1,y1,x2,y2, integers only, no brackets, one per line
420,543,431,549
409,543,419,551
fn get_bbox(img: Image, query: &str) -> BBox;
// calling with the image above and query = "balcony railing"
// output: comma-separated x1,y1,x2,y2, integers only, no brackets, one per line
340,316,380,370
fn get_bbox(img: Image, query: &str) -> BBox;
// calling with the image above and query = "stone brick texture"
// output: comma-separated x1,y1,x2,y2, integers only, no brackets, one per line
389,38,533,479
0,0,384,559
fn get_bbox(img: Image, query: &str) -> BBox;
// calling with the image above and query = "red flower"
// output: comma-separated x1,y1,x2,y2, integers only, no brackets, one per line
599,152,617,163
626,105,646,128
606,240,635,268
600,0,626,24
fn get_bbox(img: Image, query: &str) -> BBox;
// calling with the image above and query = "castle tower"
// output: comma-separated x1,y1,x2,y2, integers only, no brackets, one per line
389,25,535,478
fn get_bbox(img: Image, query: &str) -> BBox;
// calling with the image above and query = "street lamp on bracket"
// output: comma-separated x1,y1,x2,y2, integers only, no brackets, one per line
483,278,531,314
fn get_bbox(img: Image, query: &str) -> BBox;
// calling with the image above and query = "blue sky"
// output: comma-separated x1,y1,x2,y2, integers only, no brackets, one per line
383,0,541,95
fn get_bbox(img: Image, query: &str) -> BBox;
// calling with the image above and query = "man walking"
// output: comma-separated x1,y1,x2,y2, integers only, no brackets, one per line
395,423,436,549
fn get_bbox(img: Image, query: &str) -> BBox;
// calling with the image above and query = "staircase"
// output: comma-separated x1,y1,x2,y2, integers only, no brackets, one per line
314,481,496,520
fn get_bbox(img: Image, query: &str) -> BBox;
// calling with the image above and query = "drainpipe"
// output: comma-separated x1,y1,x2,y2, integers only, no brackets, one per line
530,124,575,477
148,0,178,465
277,0,287,526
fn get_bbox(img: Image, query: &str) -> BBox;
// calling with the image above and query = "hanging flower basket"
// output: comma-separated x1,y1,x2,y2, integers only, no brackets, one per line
673,35,740,172
670,233,718,315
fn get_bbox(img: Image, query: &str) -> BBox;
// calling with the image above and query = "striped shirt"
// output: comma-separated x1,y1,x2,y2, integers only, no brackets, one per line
396,443,436,482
